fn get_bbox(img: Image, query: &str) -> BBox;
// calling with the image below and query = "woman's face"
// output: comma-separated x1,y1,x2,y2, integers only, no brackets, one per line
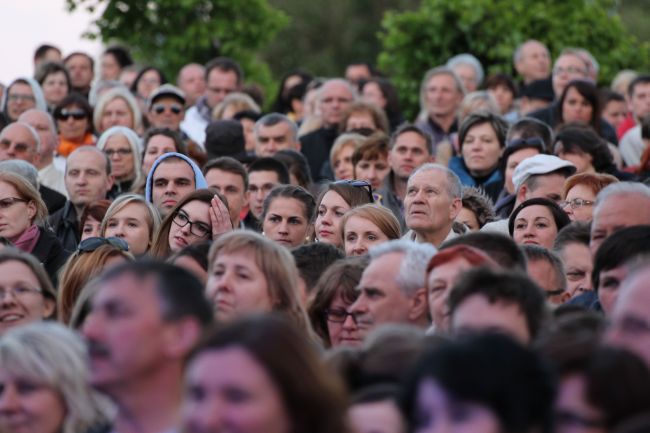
41,72,68,107
142,134,176,175
100,97,134,132
361,82,387,109
504,147,540,194
461,123,502,177
455,207,480,231
343,215,389,256
315,190,351,247
0,182,36,242
263,197,310,248
562,87,594,124
413,378,501,433
427,257,473,330
168,200,212,252
103,134,135,181
0,370,66,433
81,216,102,241
104,202,152,255
205,249,272,322
354,157,390,190
333,145,355,181
554,374,606,433
513,204,560,250
327,290,361,348
182,347,291,433
100,53,121,81
137,70,162,99
488,85,514,115
56,104,89,142
555,144,593,174
0,260,54,335
562,184,596,222
6,83,36,121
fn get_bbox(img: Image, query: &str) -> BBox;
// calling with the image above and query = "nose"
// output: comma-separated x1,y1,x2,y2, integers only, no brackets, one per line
320,210,333,226
194,398,224,431
215,269,234,293
112,223,125,238
164,182,177,196
341,313,357,331
523,224,536,237
0,290,18,307
278,220,289,235
0,384,20,413
81,310,103,340
350,240,366,256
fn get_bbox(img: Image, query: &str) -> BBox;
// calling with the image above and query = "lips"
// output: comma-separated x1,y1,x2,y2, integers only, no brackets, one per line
523,240,539,245
318,230,333,239
275,238,293,246
163,199,177,207
173,236,188,248
0,313,24,323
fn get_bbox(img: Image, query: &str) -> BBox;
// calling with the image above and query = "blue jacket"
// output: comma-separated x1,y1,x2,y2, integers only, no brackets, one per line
448,156,504,203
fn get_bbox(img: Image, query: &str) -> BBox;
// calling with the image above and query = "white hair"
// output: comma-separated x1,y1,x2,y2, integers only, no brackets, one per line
594,182,650,215
96,125,144,186
369,239,437,296
447,53,485,86
410,163,463,199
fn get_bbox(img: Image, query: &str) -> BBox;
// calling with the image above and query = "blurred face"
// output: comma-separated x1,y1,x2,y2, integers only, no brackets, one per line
404,169,460,238
65,54,93,89
452,64,477,93
205,169,247,228
103,134,135,181
346,112,376,131
263,197,310,248
461,123,502,177
629,82,650,120
206,249,272,322
552,54,588,98
240,118,256,152
0,261,54,335
343,215,390,256
104,202,152,255
455,207,479,231
18,110,56,156
523,173,567,204
590,194,650,255
0,370,66,433
349,400,405,433
6,83,36,121
601,100,627,130
206,69,239,109
488,84,514,114
513,204,559,250
528,259,567,305
427,257,473,330
100,53,121,80
315,190,350,247
0,123,38,164
557,242,593,299
255,122,297,157
413,379,501,433
182,348,290,433
173,255,208,286
56,104,89,142
562,87,593,124
151,159,196,215
388,131,431,181
555,146,593,174
168,200,211,252
0,182,35,241
452,294,530,344
136,70,161,99
333,144,355,181
148,96,184,130
178,64,206,106
517,41,551,81
248,171,280,219
142,134,176,174
597,264,628,316
327,290,361,348
100,97,134,132
345,64,371,85
81,215,102,240
554,374,606,433
424,73,463,118
65,151,113,208
319,81,354,127
505,147,540,194
361,82,386,109
354,156,390,190
41,71,68,106
561,184,596,222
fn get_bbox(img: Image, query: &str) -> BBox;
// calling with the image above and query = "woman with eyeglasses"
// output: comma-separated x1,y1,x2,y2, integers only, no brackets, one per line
262,185,315,248
150,189,232,258
314,180,374,248
100,194,161,256
57,237,134,324
96,126,143,196
0,248,57,335
53,92,95,157
561,172,619,222
0,172,67,284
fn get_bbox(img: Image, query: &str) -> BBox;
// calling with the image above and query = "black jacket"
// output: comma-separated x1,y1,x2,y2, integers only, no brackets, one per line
39,185,66,215
300,127,338,182
31,226,70,286
48,201,80,253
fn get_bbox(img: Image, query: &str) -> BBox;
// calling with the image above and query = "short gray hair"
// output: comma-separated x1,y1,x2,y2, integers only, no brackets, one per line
254,112,298,141
595,182,650,215
0,159,39,188
521,245,566,292
410,163,463,199
419,66,466,117
369,239,437,296
513,39,548,64
447,53,484,87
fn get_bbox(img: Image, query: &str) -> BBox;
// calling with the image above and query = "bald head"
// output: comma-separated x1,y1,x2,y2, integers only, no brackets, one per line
18,109,58,160
0,122,40,164
318,79,355,127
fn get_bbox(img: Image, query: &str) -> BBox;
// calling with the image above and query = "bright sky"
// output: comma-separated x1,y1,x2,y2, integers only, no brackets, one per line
1,0,102,84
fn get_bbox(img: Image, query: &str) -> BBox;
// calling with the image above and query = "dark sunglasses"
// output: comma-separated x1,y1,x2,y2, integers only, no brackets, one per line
333,179,374,202
78,236,129,253
57,109,87,121
152,104,182,115
506,136,545,148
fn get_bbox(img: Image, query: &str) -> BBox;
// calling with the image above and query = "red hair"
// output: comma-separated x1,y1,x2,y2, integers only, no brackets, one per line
426,245,498,274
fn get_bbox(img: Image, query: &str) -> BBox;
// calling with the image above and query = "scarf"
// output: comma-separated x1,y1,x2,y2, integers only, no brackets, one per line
13,225,41,253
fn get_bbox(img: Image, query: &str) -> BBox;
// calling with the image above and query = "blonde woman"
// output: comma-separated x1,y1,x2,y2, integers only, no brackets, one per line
100,194,161,255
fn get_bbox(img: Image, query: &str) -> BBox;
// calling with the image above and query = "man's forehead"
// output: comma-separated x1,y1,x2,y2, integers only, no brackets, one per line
68,151,105,169
94,273,158,304
207,169,244,187
249,170,279,184
155,158,194,176
409,169,446,186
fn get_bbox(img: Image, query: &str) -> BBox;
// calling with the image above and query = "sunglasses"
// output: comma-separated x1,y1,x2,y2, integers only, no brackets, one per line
506,137,545,148
333,179,374,202
78,236,129,253
152,104,182,115
57,109,87,121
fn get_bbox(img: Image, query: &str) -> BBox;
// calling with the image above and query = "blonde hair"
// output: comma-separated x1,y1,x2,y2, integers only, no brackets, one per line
339,204,402,243
0,172,48,226
329,133,365,172
212,92,261,120
100,193,162,252
93,87,142,133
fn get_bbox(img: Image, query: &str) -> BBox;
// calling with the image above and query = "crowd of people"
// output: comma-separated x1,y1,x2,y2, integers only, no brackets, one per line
0,39,650,433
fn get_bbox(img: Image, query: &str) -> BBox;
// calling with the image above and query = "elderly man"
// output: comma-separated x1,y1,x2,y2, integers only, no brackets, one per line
402,163,463,247
176,63,206,107
348,239,436,342
514,40,552,85
254,113,300,157
300,79,355,181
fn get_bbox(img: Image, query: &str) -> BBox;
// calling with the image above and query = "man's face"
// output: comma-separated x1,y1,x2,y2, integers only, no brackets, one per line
629,82,650,120
590,194,650,255
522,173,566,204
65,151,113,207
404,169,460,236
148,96,185,131
602,99,628,131
205,168,248,227
605,269,650,366
0,123,38,164
451,294,530,344
597,263,629,316
516,41,551,82
388,131,432,181
65,54,94,89
557,242,593,299
319,81,354,127
254,122,298,157
349,252,415,341
177,64,206,106
151,159,196,216
552,54,588,98
19,110,57,157
206,69,239,109
527,259,567,305
247,170,280,219
345,64,372,85
424,73,463,119
6,83,36,121
82,274,172,391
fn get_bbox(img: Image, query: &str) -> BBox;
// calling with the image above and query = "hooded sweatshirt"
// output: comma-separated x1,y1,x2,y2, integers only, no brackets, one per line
144,152,208,203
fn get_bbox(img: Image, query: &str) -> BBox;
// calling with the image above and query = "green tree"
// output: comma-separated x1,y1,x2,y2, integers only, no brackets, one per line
66,0,288,96
378,0,650,119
